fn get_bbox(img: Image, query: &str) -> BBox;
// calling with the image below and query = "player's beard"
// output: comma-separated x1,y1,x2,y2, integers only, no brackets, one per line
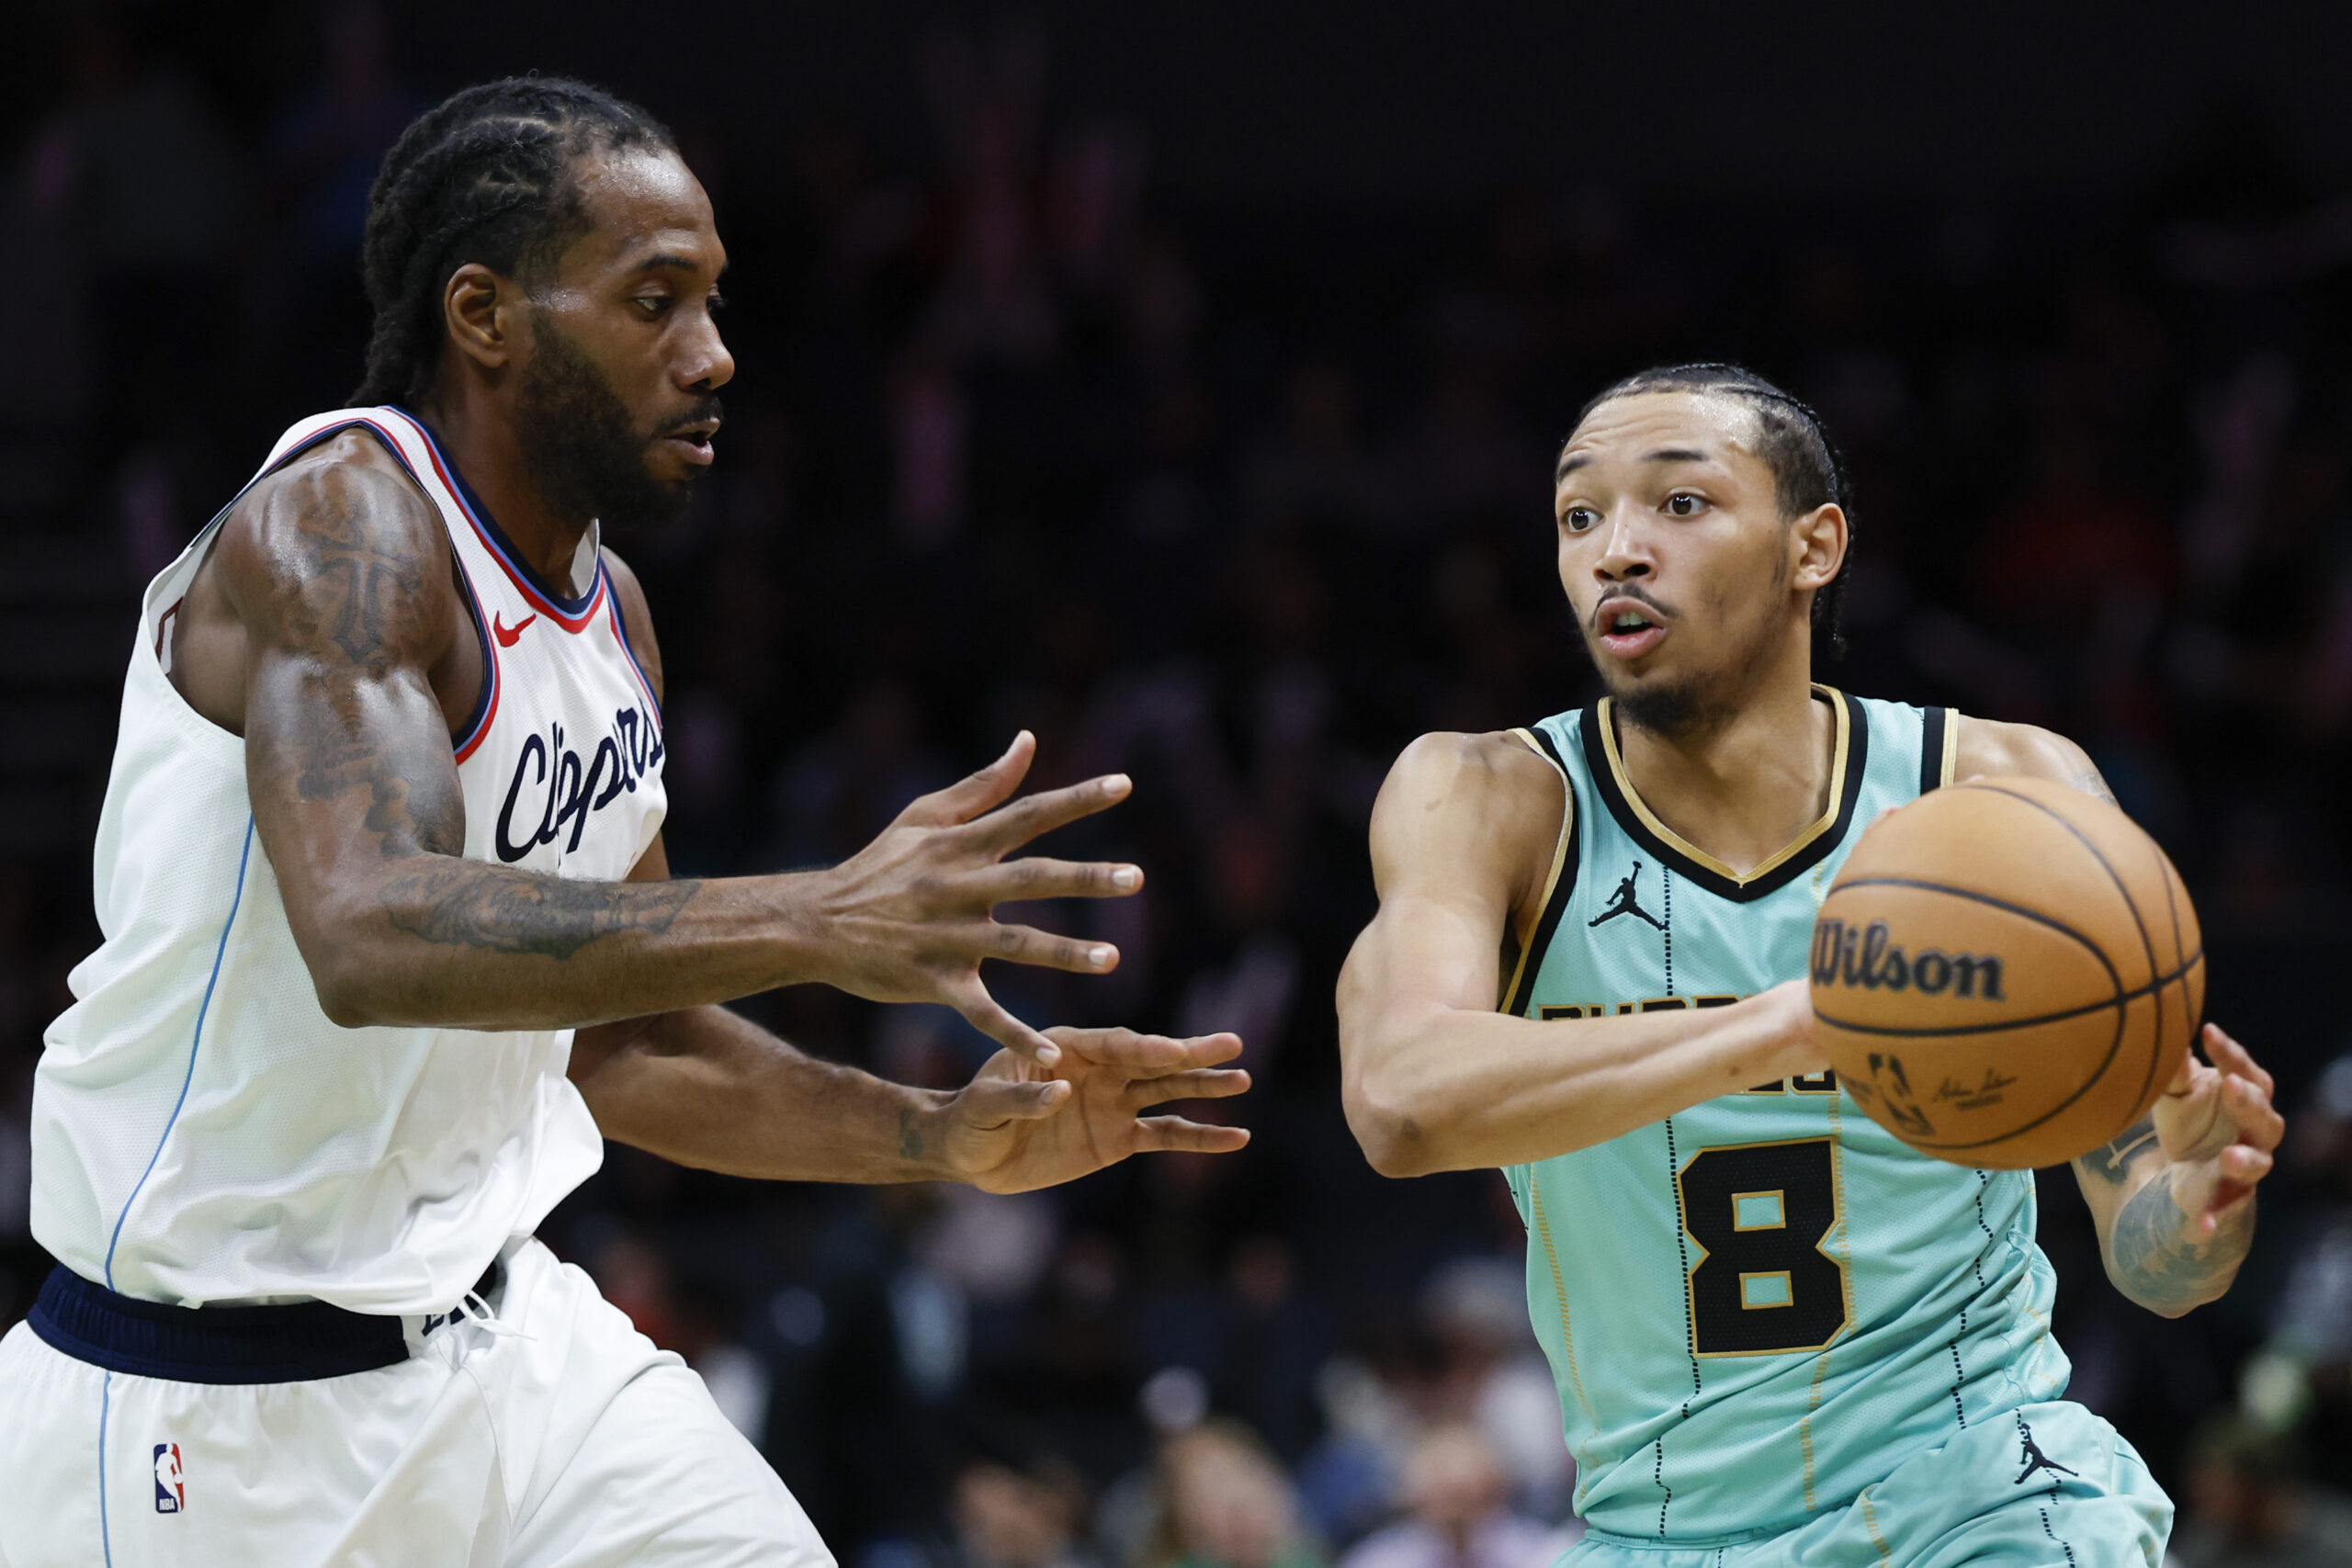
514,318,718,535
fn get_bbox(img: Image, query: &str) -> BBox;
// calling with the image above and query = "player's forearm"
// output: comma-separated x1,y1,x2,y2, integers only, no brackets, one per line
1341,984,1815,1175
2103,1164,2255,1318
300,856,849,1031
570,1004,959,1183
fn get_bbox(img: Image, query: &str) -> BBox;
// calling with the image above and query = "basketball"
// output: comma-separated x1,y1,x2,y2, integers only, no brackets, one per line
1811,777,2204,1169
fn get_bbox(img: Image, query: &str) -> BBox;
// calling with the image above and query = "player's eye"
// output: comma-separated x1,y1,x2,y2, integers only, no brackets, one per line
707,291,729,315
1665,491,1705,517
633,294,671,317
1560,505,1600,533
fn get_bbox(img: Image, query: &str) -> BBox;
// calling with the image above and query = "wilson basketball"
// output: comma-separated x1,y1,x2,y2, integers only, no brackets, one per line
1811,777,2203,1168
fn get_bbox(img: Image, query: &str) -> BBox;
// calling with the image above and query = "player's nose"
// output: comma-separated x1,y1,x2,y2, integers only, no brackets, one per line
677,318,735,394
1593,504,1656,580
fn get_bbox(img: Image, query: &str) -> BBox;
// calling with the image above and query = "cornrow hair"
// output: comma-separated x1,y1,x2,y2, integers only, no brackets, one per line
350,75,675,408
1573,362,1856,657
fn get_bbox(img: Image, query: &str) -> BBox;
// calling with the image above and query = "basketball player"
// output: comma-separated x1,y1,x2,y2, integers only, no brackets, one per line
0,80,1251,1567
1337,364,2285,1564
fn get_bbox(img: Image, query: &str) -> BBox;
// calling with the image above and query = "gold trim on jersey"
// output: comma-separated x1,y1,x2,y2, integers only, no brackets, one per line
1594,683,1852,888
1498,727,1574,1011
1938,706,1961,787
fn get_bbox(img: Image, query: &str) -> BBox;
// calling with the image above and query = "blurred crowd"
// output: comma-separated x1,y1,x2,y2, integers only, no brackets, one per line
4,5,2352,1563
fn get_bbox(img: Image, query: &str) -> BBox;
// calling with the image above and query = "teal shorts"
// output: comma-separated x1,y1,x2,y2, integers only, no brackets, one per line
1564,1402,2170,1568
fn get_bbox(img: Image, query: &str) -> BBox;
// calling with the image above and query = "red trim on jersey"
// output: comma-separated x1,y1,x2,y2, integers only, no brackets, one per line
450,550,502,765
377,408,608,634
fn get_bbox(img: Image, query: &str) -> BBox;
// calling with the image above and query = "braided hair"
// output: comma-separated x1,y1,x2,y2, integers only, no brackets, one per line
350,76,675,408
1573,363,1855,656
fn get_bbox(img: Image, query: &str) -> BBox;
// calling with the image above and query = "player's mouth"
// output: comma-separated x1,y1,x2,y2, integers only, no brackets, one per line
660,417,720,465
1595,594,1669,660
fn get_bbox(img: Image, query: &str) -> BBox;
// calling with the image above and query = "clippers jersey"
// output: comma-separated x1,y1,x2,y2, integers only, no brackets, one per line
1502,688,2073,1545
31,406,665,1314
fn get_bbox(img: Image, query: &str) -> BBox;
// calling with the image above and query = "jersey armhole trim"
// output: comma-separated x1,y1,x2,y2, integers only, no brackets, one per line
1921,706,1957,794
1501,726,1579,1016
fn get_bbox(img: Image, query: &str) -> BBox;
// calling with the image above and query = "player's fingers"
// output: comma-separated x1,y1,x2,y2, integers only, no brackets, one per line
1088,1030,1244,1075
2216,1142,2274,1188
1130,1116,1251,1155
899,732,1036,827
965,857,1144,904
1126,1068,1250,1110
951,983,1062,1068
2223,1076,2286,1151
2204,1025,2276,1097
1043,1026,1191,1073
958,1074,1073,1125
967,773,1133,855
978,921,1120,976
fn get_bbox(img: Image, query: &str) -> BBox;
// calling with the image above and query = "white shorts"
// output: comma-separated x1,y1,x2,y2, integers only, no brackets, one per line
0,1238,833,1568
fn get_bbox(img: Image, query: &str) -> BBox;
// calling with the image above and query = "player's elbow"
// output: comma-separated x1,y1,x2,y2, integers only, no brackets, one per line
1342,1069,1443,1178
286,894,406,1028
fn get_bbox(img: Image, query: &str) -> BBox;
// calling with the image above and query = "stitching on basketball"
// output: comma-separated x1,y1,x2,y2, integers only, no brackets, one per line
1815,903,2202,1155
1959,781,2168,1091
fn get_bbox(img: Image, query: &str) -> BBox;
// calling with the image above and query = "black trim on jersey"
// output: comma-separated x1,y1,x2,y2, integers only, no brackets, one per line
1504,726,1581,1017
1919,705,1951,795
1578,692,1871,903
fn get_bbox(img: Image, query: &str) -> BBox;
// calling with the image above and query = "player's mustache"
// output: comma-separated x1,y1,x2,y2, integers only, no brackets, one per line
1589,583,1675,633
650,395,725,443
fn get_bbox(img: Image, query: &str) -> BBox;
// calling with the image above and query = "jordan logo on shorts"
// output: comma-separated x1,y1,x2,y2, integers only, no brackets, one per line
2012,1421,2077,1485
153,1443,186,1513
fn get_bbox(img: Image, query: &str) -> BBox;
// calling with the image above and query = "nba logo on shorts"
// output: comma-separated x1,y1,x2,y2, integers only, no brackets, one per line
153,1443,185,1514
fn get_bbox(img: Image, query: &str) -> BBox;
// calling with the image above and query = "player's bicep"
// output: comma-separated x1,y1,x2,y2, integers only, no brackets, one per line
229,459,466,920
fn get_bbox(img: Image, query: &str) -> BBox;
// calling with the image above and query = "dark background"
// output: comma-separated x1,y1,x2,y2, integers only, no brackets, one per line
4,3,2352,1562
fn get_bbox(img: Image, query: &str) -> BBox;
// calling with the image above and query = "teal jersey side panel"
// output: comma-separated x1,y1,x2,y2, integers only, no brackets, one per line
1506,692,2072,1546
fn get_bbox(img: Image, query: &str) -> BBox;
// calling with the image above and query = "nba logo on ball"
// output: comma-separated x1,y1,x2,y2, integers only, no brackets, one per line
1810,777,2203,1169
153,1443,185,1514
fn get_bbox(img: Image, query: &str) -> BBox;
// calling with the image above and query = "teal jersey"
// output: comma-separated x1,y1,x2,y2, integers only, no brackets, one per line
1503,688,2074,1547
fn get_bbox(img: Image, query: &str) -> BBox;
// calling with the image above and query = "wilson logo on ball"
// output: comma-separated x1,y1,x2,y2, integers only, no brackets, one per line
1811,918,2006,1001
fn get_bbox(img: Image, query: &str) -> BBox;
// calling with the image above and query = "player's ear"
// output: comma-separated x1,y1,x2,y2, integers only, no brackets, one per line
1789,502,1847,592
441,264,516,373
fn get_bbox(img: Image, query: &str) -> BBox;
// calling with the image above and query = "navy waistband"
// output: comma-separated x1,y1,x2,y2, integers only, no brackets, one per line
27,1262,498,1385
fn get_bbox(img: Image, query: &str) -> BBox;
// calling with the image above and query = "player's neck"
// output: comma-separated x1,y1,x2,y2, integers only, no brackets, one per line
412,389,597,598
1611,655,1832,878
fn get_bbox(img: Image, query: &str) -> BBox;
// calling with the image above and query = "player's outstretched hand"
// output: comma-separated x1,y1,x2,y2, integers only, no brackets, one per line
2154,1023,2285,1236
804,731,1142,1065
936,1026,1251,1194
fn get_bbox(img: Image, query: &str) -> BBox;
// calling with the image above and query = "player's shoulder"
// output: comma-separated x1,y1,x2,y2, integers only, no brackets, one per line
1949,712,2100,790
1386,728,1564,801
220,426,443,568
1374,730,1567,863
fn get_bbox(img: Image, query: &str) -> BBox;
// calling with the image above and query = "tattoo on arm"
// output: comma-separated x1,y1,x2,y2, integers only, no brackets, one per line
379,861,702,961
2106,1165,2246,1312
246,459,467,862
2075,1116,2159,1187
899,1105,925,1162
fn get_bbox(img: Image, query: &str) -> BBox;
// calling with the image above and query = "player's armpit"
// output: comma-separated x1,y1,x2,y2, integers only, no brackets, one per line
1950,715,2117,804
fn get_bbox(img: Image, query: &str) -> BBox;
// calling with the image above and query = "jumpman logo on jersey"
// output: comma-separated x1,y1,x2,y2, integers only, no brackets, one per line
2012,1421,2078,1485
1589,861,1667,930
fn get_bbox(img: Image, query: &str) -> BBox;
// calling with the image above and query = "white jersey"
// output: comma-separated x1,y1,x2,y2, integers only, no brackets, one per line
30,406,666,1314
